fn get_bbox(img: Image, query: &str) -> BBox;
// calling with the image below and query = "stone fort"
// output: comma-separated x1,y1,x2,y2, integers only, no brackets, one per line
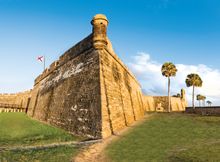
0,14,187,139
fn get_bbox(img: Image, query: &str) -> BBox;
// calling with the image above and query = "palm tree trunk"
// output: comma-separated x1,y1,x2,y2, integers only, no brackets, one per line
168,77,171,112
192,85,195,109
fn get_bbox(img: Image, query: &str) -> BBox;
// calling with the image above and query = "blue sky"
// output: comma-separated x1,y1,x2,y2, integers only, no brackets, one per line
0,0,220,104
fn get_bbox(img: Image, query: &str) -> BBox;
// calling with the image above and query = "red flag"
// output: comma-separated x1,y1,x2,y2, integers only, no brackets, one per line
37,56,44,62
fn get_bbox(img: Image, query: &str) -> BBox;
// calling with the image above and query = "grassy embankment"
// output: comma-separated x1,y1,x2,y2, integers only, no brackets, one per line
106,113,220,162
0,113,80,161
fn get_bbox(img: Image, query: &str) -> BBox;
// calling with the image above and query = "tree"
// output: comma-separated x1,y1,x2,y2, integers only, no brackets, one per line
196,94,202,107
201,95,206,106
207,100,212,106
185,73,203,109
161,62,178,112
197,94,206,107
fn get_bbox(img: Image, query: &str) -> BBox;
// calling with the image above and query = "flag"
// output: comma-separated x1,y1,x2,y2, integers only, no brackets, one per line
37,56,44,62
37,55,46,70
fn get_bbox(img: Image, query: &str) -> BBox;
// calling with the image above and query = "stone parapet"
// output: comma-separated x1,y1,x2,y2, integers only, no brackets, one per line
34,35,93,85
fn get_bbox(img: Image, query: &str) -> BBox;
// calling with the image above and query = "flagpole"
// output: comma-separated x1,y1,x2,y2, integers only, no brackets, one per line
43,55,46,71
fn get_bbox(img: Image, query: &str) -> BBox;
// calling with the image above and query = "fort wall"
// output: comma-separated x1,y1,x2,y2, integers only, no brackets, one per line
27,14,146,139
26,14,146,139
0,91,31,109
185,107,220,116
100,47,145,138
27,37,102,138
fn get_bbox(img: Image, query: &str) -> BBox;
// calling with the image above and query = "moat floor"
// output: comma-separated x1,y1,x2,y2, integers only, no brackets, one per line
0,113,80,161
106,113,220,162
74,113,220,162
2,113,220,161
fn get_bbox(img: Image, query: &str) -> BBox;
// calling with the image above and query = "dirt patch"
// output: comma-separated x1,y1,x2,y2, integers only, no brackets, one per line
72,114,153,162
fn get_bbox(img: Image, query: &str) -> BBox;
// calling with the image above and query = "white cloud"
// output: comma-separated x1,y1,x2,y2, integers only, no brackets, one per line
128,52,220,106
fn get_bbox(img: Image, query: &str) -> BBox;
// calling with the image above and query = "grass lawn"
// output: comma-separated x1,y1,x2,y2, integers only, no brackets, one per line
0,113,80,161
106,113,220,162
0,146,78,162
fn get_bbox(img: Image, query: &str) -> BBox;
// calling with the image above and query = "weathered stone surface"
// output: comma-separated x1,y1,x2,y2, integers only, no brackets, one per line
28,48,102,138
26,14,146,139
99,48,145,137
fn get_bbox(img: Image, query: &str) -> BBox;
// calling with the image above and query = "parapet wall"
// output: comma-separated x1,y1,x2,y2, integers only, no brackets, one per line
34,35,93,86
0,91,31,109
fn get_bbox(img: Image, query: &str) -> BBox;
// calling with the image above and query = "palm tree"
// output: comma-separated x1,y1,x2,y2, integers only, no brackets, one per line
196,94,202,107
185,73,203,109
161,62,178,112
207,101,212,106
201,95,206,106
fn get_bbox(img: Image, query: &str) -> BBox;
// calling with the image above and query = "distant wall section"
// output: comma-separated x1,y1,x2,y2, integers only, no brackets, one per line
142,89,187,112
0,91,31,109
185,107,220,116
142,96,155,111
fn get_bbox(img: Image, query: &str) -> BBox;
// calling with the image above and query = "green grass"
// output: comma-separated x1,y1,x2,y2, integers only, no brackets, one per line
0,113,80,161
106,113,220,162
0,146,78,162
0,113,80,147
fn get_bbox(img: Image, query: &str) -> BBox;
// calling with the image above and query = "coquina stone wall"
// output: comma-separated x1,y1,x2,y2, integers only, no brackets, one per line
27,35,102,138
99,42,145,138
0,91,31,108
27,14,145,139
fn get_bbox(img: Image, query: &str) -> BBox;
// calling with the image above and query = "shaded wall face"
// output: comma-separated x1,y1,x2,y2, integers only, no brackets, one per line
28,49,102,139
99,50,145,138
